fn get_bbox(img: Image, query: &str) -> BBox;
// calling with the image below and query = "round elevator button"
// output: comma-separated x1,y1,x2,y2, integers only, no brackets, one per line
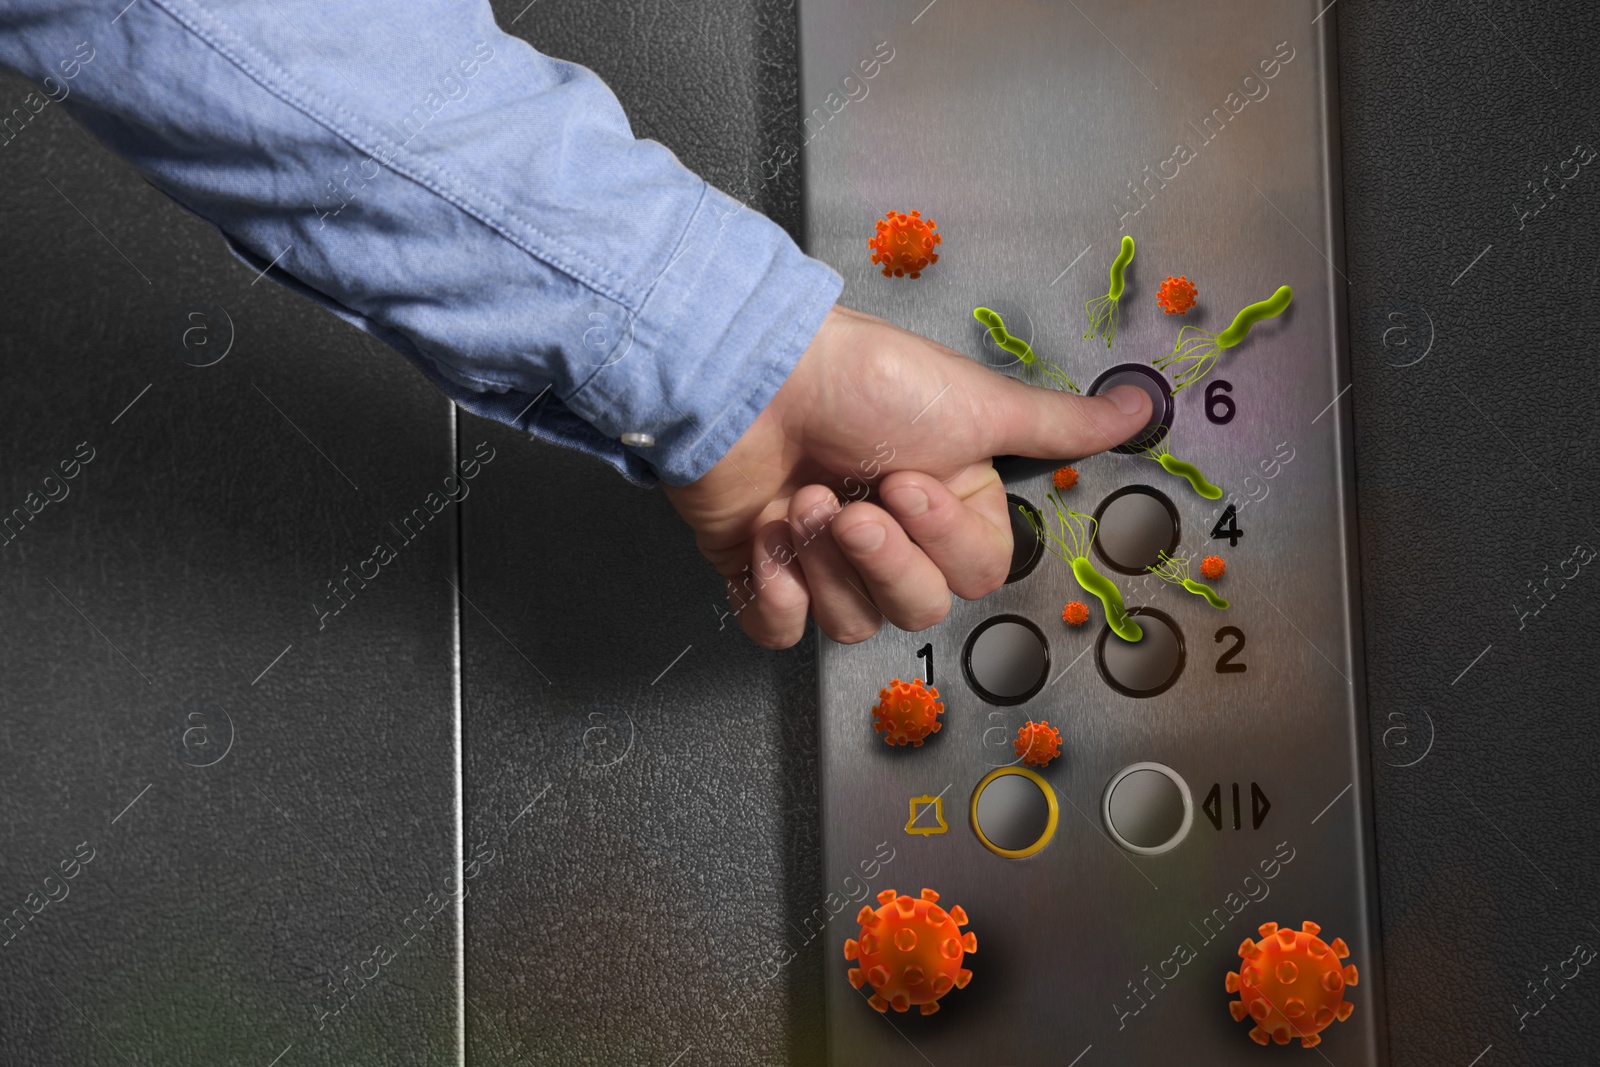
971,766,1058,858
1006,494,1044,584
964,615,1050,705
1092,486,1180,575
1088,364,1174,454
1097,607,1184,698
1102,762,1193,854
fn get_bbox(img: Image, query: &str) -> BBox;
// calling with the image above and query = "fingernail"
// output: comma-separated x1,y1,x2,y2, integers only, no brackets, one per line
837,520,886,553
884,485,929,518
1108,384,1148,416
765,535,793,563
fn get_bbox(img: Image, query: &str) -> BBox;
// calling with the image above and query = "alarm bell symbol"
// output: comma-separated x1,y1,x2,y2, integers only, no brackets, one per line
905,794,949,836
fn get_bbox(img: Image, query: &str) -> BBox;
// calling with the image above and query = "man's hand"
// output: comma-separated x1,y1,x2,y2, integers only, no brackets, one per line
662,305,1152,649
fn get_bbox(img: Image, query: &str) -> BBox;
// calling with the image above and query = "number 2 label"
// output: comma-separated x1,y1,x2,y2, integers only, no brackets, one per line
1215,627,1247,673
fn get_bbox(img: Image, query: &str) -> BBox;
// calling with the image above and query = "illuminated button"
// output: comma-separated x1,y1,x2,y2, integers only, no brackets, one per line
1103,762,1193,855
1097,607,1184,698
971,767,1058,858
964,616,1050,705
1006,494,1044,583
1088,364,1173,454
1092,486,1180,576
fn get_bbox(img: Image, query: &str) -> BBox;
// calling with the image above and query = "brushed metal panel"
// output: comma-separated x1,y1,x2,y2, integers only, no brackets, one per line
800,3,1385,1064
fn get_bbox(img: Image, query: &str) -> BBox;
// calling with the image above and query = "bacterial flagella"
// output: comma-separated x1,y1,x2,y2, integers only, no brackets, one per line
1149,551,1230,610
1024,495,1139,643
1137,437,1223,501
973,306,1081,393
1156,284,1293,392
1084,235,1135,347
1025,492,1142,643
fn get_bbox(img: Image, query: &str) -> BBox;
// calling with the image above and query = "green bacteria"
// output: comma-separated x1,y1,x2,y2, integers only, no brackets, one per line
1024,491,1143,642
1148,551,1230,610
1083,235,1135,348
1155,284,1293,392
1138,438,1223,500
973,306,1081,393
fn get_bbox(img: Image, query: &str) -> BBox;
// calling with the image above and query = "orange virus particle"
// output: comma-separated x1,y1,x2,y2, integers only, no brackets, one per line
1227,921,1358,1048
869,210,941,279
872,678,944,747
1200,555,1227,580
1052,465,1079,490
1157,274,1199,316
1013,720,1062,768
846,888,975,1015
1062,601,1091,626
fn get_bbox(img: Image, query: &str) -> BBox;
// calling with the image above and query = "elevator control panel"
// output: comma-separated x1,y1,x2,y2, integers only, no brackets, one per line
801,2,1385,1063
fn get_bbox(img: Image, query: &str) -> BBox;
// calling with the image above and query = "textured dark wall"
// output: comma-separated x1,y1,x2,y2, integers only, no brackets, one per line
1337,2,1600,1065
0,74,462,1066
460,3,825,1065
4,1,1599,1065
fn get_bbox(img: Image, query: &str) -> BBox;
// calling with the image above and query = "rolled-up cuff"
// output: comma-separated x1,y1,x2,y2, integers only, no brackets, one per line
561,182,843,487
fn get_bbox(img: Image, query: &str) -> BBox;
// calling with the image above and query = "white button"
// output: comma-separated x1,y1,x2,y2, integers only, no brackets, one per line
1103,762,1193,855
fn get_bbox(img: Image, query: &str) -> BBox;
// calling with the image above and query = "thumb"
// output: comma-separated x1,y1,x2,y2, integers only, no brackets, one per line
980,377,1153,459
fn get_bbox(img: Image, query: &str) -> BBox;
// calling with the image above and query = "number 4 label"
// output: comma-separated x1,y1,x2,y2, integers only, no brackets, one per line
1211,504,1242,547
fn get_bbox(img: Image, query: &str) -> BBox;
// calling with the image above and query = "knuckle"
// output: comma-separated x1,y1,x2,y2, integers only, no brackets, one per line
908,499,961,541
980,557,1011,592
953,559,1009,600
788,496,840,541
754,632,797,651
830,619,883,645
901,597,952,632
745,618,800,650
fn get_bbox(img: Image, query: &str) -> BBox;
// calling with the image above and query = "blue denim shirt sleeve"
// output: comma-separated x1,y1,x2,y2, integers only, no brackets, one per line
0,0,842,487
